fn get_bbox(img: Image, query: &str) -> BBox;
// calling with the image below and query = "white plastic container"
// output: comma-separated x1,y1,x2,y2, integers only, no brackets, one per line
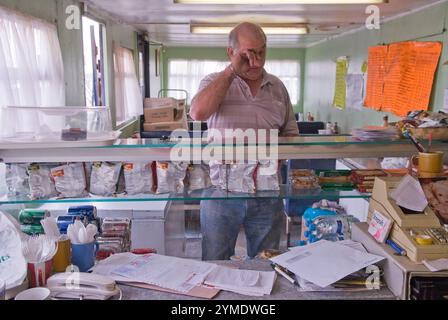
0,106,113,142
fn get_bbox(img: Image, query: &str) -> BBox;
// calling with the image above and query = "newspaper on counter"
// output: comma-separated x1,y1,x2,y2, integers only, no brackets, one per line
204,266,276,296
270,240,384,288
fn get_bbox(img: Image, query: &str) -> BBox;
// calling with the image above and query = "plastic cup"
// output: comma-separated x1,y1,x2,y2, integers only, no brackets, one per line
53,238,71,272
27,259,53,288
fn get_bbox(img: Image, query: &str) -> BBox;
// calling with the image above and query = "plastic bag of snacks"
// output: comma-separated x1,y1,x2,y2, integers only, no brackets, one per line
227,161,257,193
256,160,280,191
89,162,122,196
209,160,257,193
155,161,188,194
186,163,212,191
50,163,87,198
289,169,320,190
5,163,29,197
209,160,225,187
123,162,154,195
27,163,57,199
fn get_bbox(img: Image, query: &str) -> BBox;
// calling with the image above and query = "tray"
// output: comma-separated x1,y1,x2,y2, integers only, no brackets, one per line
0,131,121,149
409,127,448,141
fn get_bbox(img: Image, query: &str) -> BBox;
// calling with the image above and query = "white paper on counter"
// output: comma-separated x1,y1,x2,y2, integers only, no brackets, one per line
423,258,448,272
92,252,217,293
270,240,384,288
204,266,276,296
111,253,217,293
390,174,428,212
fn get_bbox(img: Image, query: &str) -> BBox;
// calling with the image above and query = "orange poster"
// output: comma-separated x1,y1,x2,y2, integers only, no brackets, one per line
364,46,387,110
365,41,442,117
383,42,442,116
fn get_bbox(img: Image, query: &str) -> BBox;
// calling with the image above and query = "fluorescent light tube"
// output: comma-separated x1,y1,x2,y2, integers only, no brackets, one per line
191,25,309,34
176,0,386,4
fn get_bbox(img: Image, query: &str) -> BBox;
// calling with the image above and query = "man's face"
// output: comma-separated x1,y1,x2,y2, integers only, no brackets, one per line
232,35,266,81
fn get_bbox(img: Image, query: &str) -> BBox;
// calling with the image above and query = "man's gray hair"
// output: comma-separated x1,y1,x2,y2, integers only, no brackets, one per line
228,22,266,49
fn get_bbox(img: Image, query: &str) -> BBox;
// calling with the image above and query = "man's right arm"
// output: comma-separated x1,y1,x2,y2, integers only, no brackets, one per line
189,66,235,121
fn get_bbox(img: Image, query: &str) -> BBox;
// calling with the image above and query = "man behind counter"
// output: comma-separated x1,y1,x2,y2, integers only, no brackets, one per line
190,22,299,261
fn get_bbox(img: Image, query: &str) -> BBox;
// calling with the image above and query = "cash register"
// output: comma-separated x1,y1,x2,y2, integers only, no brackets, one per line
368,177,448,262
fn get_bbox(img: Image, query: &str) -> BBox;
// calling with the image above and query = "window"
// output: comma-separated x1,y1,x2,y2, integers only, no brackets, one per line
82,16,107,107
265,60,300,106
168,60,227,104
113,45,143,125
167,59,300,105
0,6,65,108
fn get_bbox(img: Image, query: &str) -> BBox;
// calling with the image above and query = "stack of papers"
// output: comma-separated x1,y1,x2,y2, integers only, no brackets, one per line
270,240,385,289
293,240,382,292
92,252,216,293
91,252,276,297
204,266,276,297
352,126,400,141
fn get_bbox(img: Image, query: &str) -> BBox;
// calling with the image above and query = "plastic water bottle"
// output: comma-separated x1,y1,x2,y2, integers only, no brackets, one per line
307,214,359,243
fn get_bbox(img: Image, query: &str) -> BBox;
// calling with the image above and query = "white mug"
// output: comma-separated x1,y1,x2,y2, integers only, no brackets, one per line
14,287,51,300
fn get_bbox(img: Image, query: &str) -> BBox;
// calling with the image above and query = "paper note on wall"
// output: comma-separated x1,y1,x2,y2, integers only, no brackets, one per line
346,74,364,110
333,56,348,110
444,89,448,112
364,46,387,110
365,42,442,117
382,42,442,117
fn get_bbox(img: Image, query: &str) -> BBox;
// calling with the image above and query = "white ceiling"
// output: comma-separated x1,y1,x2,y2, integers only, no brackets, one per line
83,0,445,47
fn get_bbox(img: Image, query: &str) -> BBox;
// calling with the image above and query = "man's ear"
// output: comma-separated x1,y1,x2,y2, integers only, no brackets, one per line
227,47,234,59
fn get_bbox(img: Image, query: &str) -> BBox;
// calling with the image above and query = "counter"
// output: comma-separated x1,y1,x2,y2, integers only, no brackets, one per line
117,258,397,300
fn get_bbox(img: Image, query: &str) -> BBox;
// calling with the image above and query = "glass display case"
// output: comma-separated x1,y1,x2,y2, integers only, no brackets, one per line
0,106,116,144
0,136,446,205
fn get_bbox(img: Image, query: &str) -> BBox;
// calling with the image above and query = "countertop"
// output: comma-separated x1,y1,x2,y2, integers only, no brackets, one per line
117,258,397,300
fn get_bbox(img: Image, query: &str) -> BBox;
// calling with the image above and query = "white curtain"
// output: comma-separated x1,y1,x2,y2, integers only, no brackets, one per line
264,60,300,105
168,59,300,106
168,60,228,104
113,45,143,124
0,6,65,138
0,6,65,107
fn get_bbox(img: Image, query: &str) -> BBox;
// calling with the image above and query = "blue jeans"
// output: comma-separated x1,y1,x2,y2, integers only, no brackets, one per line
200,199,284,260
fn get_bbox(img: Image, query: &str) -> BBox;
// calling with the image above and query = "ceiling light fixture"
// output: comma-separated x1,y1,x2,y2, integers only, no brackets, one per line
176,0,387,4
191,24,309,35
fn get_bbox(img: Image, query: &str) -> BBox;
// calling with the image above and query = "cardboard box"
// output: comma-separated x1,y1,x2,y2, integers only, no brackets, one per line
144,97,178,109
351,222,448,300
144,106,177,123
143,120,185,132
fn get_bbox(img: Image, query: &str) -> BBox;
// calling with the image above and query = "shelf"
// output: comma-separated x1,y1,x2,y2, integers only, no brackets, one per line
0,185,371,205
1,136,446,162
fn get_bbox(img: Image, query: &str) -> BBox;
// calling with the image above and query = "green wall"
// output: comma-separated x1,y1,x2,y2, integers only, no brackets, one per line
0,0,140,133
303,1,448,134
161,46,306,112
